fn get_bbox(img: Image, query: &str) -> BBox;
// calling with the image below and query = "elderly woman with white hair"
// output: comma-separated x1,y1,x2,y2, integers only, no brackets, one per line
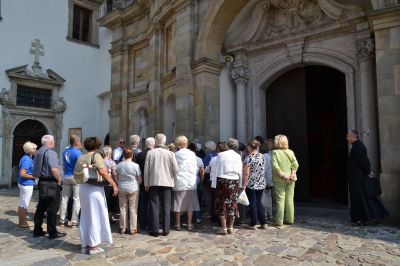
17,141,37,228
172,136,200,230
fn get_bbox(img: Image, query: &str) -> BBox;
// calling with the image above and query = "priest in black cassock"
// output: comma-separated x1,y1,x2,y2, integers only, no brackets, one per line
346,130,389,226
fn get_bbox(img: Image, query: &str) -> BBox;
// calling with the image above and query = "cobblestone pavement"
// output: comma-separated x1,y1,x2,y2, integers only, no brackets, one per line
0,188,399,266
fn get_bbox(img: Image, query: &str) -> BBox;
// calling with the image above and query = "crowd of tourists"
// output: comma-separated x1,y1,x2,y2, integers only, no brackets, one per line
15,130,388,255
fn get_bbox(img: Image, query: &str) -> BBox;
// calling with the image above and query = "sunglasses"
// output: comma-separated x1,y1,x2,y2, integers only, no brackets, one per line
120,141,125,144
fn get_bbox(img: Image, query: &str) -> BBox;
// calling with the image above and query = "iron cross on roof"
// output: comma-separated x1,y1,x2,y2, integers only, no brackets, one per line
30,39,44,64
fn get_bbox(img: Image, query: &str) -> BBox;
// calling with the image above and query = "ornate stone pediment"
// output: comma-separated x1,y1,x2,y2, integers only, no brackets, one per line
224,0,363,49
6,65,65,86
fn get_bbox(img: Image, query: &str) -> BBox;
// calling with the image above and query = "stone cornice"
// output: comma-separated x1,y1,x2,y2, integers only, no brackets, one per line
191,58,224,76
99,2,149,29
368,5,400,30
161,72,176,90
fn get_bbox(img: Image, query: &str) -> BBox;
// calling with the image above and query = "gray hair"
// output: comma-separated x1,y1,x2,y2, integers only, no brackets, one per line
23,141,37,154
155,133,166,146
226,138,239,150
102,145,113,157
205,141,216,152
130,134,141,147
146,137,155,149
41,135,54,146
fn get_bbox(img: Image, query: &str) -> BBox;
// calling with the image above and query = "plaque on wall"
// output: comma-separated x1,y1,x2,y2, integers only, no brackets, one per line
68,128,82,143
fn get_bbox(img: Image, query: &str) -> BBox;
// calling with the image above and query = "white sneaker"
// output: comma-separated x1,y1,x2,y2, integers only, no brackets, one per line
195,219,202,223
89,247,105,255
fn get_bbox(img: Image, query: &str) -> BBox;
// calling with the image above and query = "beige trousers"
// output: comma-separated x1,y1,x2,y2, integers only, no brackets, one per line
119,191,138,231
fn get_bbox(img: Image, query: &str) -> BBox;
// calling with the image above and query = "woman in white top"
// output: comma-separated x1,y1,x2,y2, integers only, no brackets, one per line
213,138,243,235
172,136,200,230
116,147,142,235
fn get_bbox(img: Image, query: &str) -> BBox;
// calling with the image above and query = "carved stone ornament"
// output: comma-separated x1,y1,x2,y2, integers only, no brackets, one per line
224,0,360,47
231,66,250,85
0,88,12,104
264,0,324,37
54,97,67,112
356,38,375,60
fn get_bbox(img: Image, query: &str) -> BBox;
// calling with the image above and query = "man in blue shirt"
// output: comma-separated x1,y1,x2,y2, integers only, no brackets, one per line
60,135,82,227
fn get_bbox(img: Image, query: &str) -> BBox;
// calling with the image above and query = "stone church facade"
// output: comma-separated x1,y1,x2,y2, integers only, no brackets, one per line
101,0,399,221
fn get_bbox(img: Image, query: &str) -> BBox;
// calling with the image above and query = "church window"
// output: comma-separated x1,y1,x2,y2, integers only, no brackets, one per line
16,85,52,109
67,0,102,47
72,5,92,43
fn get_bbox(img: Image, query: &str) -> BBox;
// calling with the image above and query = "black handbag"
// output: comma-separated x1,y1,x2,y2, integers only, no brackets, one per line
362,175,381,198
84,153,109,187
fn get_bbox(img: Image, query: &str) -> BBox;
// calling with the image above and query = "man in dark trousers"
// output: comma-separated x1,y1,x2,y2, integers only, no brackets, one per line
346,130,389,226
135,137,155,231
33,135,66,239
144,133,178,237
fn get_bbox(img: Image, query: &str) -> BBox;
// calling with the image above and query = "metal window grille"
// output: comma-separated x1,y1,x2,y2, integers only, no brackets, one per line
16,85,52,109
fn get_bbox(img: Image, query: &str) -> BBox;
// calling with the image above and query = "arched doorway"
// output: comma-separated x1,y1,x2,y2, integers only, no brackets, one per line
12,120,48,168
164,94,176,143
266,65,348,205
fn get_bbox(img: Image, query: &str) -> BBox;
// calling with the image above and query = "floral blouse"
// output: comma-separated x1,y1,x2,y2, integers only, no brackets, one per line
244,152,266,190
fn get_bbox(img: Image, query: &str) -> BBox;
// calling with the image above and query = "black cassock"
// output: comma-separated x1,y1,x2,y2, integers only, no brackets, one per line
347,140,389,222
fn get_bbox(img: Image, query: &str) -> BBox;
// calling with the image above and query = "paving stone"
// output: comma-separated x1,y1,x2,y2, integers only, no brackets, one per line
166,254,183,264
31,256,69,266
265,245,287,254
135,248,149,257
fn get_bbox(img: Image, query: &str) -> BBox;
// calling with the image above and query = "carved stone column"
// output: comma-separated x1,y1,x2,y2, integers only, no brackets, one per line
356,36,379,171
231,64,249,143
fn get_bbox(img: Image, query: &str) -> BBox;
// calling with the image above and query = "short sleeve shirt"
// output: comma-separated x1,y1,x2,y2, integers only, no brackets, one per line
74,152,105,183
117,161,141,193
33,146,63,179
18,155,35,186
63,147,82,176
244,152,266,190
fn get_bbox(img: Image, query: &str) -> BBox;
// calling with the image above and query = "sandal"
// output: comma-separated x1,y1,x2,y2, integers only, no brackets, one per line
227,228,234,234
216,228,227,235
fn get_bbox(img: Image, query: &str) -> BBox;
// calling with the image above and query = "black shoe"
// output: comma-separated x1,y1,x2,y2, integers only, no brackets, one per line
148,232,159,237
49,231,66,239
162,232,170,236
33,231,46,237
352,221,366,226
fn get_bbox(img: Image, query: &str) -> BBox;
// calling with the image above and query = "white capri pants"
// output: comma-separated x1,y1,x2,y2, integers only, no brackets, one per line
18,184,34,209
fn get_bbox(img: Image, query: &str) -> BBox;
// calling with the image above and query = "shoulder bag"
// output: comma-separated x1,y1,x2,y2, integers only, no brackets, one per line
83,153,109,187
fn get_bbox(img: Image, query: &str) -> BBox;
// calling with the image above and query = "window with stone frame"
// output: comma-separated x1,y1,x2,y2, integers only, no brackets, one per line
72,5,92,43
16,85,53,109
67,0,102,47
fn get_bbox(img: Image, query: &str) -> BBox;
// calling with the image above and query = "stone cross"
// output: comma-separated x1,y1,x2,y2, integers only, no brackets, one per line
30,39,44,64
